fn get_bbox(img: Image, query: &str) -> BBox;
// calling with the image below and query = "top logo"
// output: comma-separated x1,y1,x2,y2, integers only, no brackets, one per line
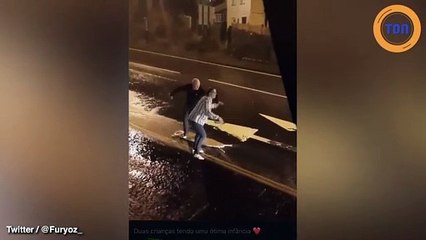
373,5,421,53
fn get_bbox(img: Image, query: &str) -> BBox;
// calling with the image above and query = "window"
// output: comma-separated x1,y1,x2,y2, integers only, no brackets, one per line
216,13,224,23
242,17,247,24
232,0,236,6
240,0,246,5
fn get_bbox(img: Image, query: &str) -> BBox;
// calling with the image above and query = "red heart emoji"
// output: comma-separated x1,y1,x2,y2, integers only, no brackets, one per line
253,227,261,235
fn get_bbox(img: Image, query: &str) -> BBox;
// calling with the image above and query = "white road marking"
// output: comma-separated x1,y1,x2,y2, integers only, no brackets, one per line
129,61,181,74
251,135,297,152
208,79,287,99
129,48,282,78
188,204,210,221
206,120,295,151
207,120,258,142
129,69,177,82
259,113,297,131
128,65,285,98
171,130,232,148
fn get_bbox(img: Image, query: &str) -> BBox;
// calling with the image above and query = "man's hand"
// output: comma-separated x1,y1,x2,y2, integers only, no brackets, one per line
218,101,224,106
170,95,174,100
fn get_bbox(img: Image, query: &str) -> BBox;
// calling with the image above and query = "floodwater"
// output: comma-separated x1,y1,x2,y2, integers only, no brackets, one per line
128,68,296,222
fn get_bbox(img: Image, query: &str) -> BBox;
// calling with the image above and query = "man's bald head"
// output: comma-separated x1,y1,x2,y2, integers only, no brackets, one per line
192,78,200,90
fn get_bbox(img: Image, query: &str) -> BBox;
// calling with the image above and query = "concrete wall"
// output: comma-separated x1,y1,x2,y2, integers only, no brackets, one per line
249,0,266,26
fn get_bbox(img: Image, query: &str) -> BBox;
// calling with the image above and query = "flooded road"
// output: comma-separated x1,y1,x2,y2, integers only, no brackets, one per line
129,128,295,222
129,69,296,189
128,56,296,223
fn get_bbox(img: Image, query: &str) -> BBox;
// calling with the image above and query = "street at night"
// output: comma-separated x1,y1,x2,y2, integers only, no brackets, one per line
129,129,295,222
128,48,296,222
128,0,296,233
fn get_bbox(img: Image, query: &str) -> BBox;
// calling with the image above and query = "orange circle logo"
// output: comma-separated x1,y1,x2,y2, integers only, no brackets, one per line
373,5,421,53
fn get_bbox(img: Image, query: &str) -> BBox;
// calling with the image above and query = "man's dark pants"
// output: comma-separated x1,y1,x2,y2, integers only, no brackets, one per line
183,108,190,137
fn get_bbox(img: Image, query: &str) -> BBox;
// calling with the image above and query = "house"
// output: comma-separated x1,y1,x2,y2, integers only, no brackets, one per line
226,0,268,28
212,0,227,24
197,0,226,26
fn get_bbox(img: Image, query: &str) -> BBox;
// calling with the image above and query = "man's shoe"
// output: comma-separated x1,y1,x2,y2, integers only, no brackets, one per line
194,154,205,160
199,149,205,154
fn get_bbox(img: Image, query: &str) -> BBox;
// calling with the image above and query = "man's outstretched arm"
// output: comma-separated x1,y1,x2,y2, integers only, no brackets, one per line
170,84,189,99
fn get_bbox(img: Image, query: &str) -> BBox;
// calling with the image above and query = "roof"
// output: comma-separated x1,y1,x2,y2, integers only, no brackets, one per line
214,2,226,12
211,0,226,7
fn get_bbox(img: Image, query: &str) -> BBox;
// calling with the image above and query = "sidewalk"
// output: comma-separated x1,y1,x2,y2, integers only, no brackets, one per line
130,41,281,76
129,92,296,197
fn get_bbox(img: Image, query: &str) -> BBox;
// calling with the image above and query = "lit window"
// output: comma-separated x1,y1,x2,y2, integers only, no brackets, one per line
232,0,236,6
240,0,245,5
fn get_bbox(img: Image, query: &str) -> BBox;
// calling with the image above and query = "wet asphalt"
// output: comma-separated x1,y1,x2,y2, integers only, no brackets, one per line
129,70,296,188
129,49,296,147
129,129,295,223
128,52,296,225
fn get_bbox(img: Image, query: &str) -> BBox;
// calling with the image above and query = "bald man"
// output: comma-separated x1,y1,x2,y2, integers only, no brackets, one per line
170,78,206,138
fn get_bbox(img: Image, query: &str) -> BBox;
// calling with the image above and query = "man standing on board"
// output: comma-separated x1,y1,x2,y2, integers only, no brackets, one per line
170,78,205,139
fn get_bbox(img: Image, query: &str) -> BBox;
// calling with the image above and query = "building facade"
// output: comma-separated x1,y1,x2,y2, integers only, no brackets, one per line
226,0,267,27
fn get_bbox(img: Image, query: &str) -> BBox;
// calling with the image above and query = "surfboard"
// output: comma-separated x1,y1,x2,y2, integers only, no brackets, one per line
171,130,232,149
